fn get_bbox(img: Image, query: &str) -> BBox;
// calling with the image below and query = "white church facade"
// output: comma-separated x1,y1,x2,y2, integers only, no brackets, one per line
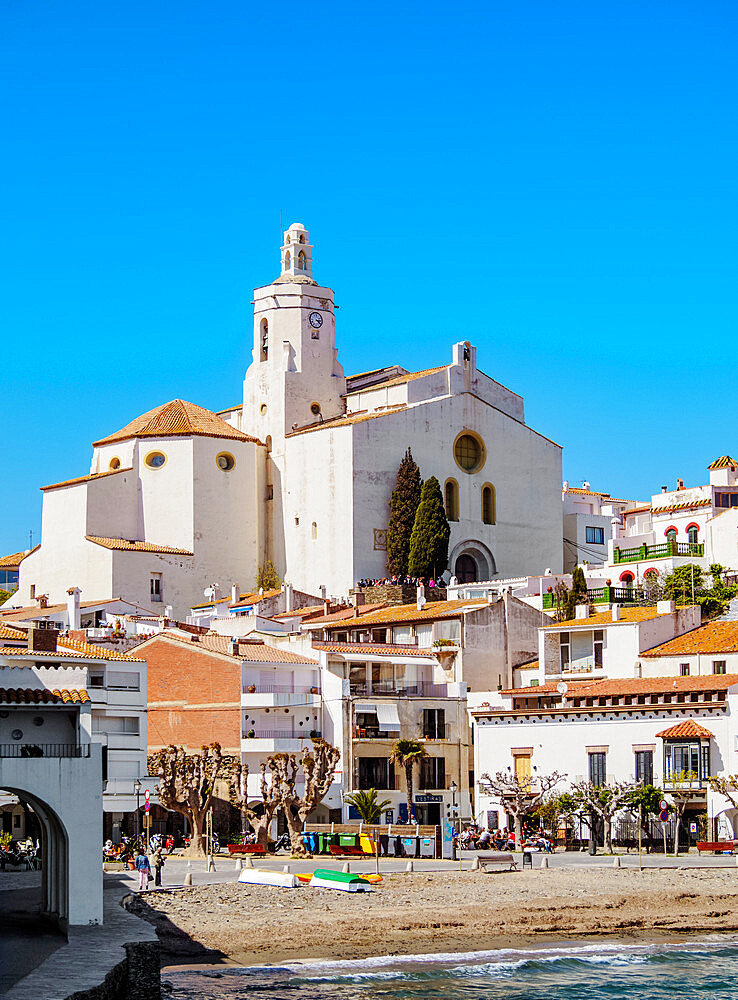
9,224,563,616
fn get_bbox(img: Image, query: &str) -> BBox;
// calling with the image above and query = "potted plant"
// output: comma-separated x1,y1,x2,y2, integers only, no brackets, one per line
310,686,319,695
247,684,256,694
246,729,255,738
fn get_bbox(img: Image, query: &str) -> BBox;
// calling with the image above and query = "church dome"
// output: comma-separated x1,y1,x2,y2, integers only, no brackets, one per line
92,399,260,447
287,222,306,230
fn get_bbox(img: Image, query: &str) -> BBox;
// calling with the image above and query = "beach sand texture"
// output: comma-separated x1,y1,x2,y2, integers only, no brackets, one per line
128,867,738,966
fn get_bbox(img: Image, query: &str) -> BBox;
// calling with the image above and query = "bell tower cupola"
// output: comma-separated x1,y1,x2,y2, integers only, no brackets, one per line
280,223,314,282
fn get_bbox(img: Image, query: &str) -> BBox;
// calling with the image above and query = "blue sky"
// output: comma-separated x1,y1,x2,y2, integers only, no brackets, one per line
1,1,736,555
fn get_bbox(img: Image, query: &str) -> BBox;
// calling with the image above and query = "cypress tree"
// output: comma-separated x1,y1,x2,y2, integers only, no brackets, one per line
386,448,422,577
565,565,588,619
408,476,450,578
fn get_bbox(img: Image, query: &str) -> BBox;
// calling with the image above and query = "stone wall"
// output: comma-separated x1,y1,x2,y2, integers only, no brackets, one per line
351,585,447,606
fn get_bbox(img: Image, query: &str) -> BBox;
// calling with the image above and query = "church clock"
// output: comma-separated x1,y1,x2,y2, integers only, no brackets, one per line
309,311,323,329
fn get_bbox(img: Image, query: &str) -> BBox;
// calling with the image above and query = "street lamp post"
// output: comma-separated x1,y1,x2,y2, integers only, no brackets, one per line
134,779,142,841
450,779,458,863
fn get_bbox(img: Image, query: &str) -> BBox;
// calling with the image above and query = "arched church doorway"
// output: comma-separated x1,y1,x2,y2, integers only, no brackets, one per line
455,554,477,583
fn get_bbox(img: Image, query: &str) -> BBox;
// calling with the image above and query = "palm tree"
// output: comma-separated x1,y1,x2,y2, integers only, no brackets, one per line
345,788,392,824
390,739,428,823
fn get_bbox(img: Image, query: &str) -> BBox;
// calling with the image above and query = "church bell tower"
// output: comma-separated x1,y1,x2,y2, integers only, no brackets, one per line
242,223,346,442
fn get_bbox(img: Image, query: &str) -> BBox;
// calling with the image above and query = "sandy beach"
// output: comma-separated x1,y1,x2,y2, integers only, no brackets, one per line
127,867,738,967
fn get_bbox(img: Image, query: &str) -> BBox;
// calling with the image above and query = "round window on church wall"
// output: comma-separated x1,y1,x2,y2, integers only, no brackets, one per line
109,457,121,471
453,432,485,474
144,451,167,470
216,452,236,472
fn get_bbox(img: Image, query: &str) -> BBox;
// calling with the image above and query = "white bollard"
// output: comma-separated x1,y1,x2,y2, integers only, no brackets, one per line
184,872,193,886
243,854,253,868
235,858,243,871
406,861,414,873
207,855,215,872
342,862,351,873
613,855,621,868
187,860,192,868
735,856,738,868
471,856,480,871
540,856,549,869
283,864,291,873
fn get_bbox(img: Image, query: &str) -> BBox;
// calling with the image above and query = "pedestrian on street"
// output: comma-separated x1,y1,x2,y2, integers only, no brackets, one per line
134,848,151,891
152,847,165,887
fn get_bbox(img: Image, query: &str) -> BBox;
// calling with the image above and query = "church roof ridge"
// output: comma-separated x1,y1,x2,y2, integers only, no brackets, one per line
92,399,263,447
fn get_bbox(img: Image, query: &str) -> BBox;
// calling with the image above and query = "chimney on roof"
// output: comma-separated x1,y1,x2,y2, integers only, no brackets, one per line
582,481,590,491
230,638,240,656
657,600,676,615
323,599,330,616
164,605,173,620
575,604,588,620
29,627,57,653
612,605,621,622
416,584,426,612
66,587,82,632
36,594,48,609
231,583,239,604
662,485,668,493
285,582,294,612
320,585,326,601
677,478,684,490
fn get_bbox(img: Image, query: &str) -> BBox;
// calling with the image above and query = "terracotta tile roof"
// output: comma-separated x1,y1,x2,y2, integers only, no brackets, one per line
92,399,262,447
0,599,123,623
0,625,27,641
623,505,652,516
0,548,38,568
321,599,488,630
57,637,145,662
0,687,90,705
643,622,738,657
362,365,448,389
542,607,675,629
0,642,140,662
709,456,738,470
312,642,436,658
86,536,193,555
516,659,539,670
146,631,318,664
287,405,408,438
271,605,328,620
496,674,738,699
229,589,282,610
41,467,133,492
656,720,714,739
652,498,712,514
564,488,612,497
304,603,389,625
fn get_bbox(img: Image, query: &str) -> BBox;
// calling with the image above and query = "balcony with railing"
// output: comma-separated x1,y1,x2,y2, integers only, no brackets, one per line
613,541,704,565
241,730,322,752
349,682,451,698
241,683,322,707
0,743,91,758
542,585,644,610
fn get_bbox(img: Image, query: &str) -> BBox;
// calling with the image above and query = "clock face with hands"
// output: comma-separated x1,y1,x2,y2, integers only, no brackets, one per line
309,311,323,329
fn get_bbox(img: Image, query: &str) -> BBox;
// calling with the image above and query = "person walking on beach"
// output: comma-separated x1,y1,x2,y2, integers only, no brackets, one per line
134,848,151,891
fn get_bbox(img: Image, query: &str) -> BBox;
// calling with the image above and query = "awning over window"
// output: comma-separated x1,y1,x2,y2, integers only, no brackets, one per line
354,703,376,715
375,704,401,730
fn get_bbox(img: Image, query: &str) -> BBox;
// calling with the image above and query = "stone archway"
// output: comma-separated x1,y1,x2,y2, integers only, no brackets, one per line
449,540,496,583
0,786,69,929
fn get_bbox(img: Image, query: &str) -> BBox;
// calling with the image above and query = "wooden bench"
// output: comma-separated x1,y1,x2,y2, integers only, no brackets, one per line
696,841,736,854
227,843,267,855
477,852,518,872
329,845,369,857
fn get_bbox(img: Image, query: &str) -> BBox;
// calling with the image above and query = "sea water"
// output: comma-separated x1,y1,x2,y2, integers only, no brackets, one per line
165,937,738,999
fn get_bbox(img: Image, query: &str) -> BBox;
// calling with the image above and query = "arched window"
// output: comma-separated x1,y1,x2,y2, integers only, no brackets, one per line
298,251,306,270
620,571,635,588
482,484,496,525
285,250,291,269
665,527,677,546
444,479,459,521
312,521,318,540
455,554,477,583
643,568,658,579
686,524,699,545
260,318,269,361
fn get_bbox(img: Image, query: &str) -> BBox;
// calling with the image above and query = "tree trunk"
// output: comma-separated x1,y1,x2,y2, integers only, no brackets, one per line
184,810,207,856
513,812,522,849
405,762,414,822
285,807,307,856
252,814,271,849
604,814,613,854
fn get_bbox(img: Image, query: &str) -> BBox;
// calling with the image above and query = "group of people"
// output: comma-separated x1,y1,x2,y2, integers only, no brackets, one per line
356,575,446,589
458,825,555,854
103,834,174,889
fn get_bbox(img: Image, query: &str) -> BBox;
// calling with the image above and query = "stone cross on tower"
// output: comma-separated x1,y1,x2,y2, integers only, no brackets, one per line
281,223,313,281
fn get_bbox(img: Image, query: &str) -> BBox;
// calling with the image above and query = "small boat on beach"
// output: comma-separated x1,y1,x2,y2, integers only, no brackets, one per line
237,869,301,888
311,869,374,892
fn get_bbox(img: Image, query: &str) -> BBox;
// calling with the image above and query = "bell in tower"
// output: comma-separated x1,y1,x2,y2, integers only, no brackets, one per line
279,223,314,283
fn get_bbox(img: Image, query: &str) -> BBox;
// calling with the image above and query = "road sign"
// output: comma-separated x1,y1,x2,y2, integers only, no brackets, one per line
659,809,669,822
659,799,668,811
144,788,150,813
